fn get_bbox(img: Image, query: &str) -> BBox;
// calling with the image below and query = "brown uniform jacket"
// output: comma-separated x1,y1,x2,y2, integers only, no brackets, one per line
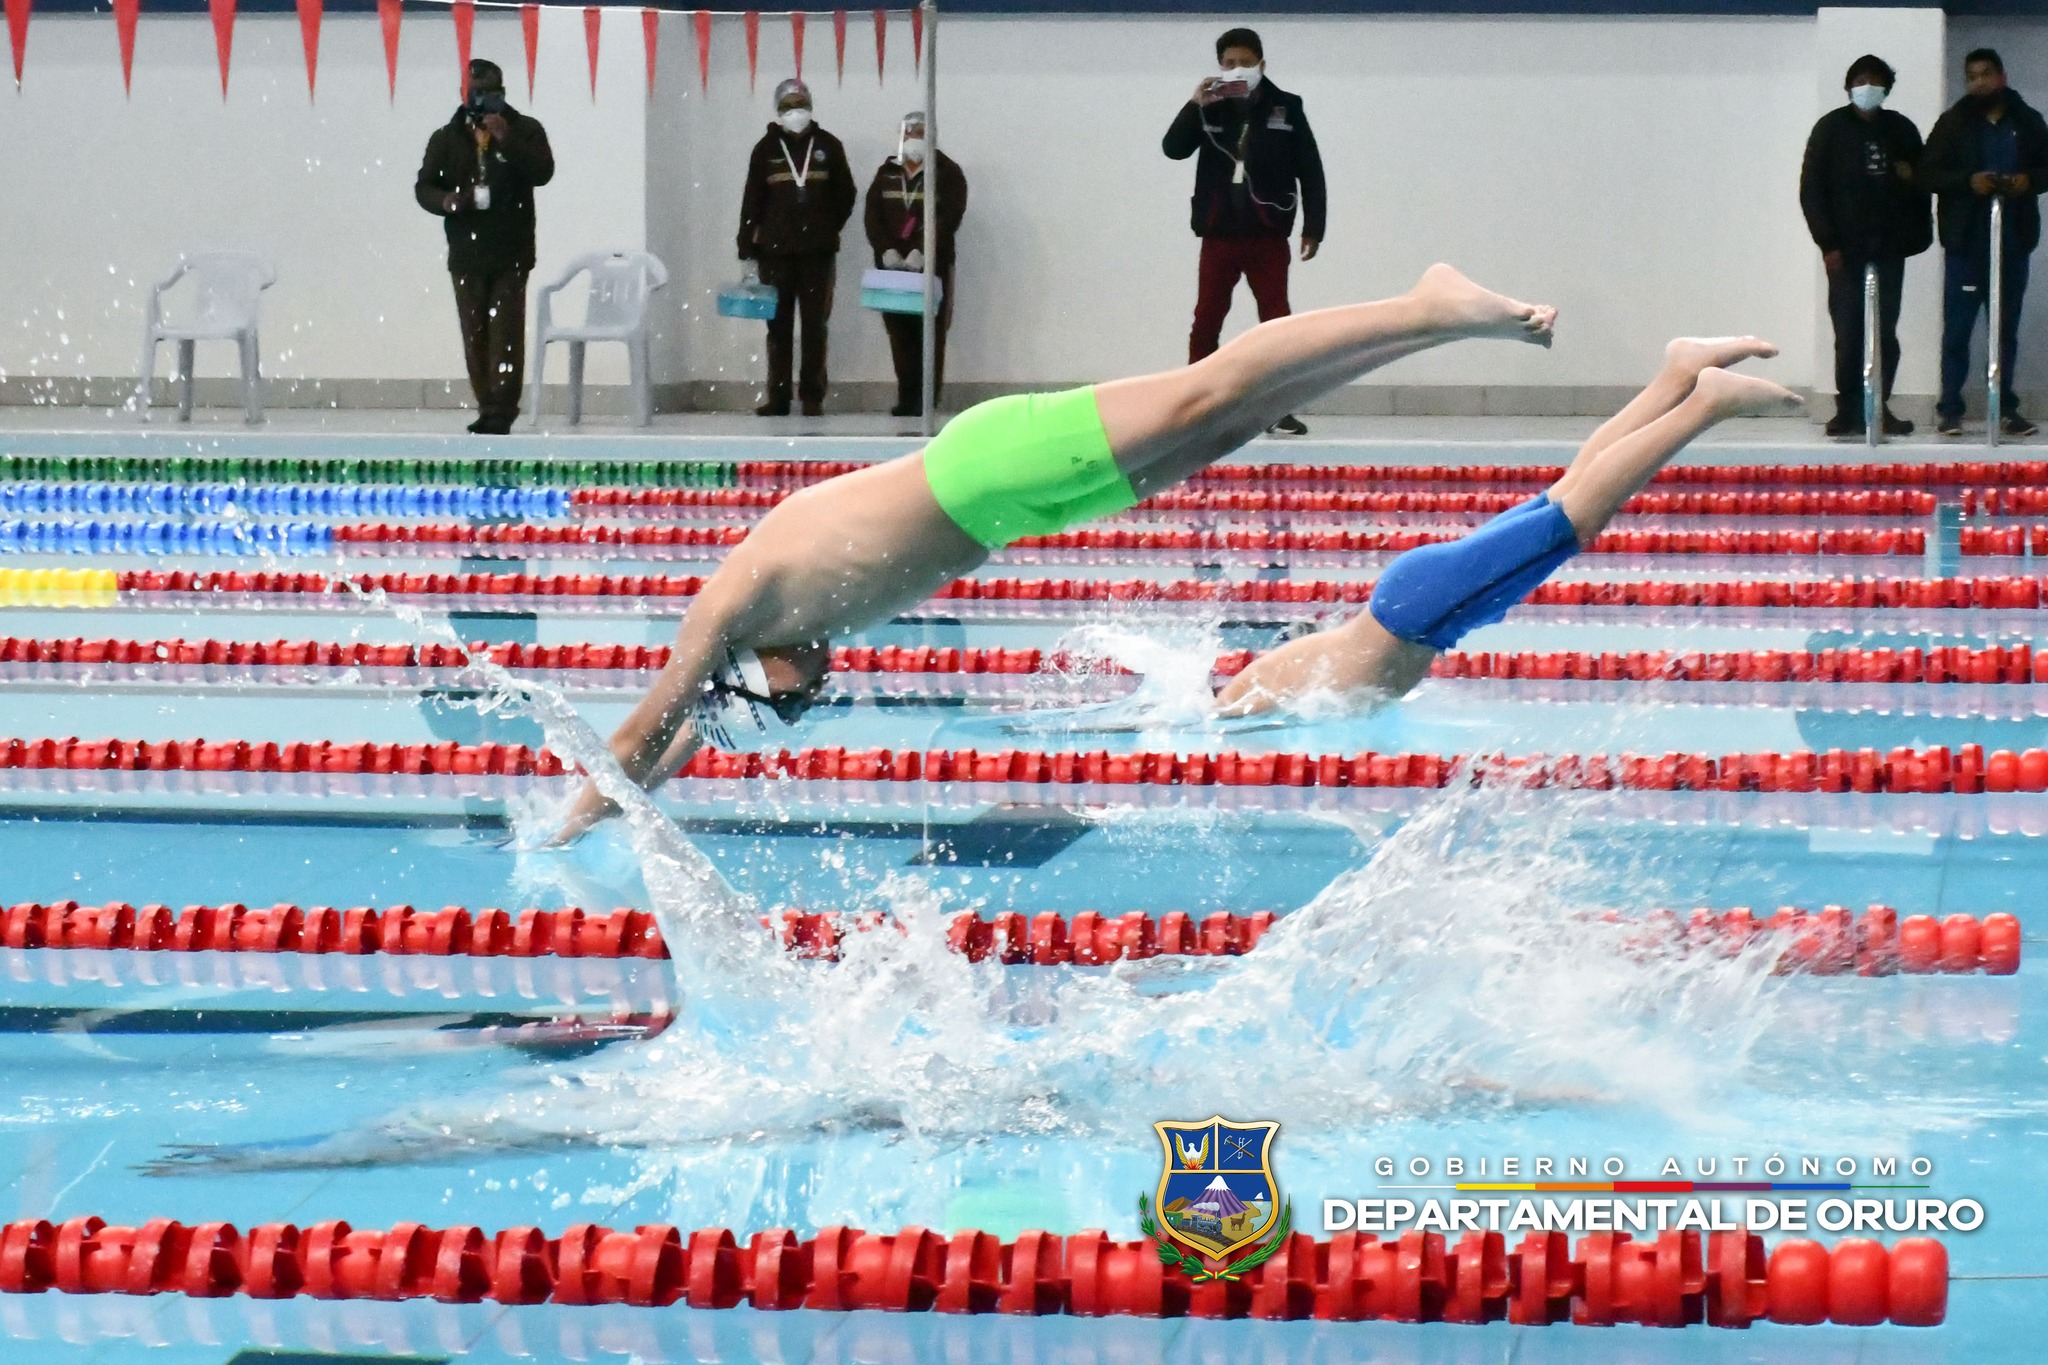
737,125,856,259
863,152,968,276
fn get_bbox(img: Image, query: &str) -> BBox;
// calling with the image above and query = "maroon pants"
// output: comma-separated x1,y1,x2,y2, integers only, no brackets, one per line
1189,235,1291,363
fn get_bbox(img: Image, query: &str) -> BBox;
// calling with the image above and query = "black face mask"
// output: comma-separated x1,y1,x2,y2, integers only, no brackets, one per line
466,90,508,117
1974,90,2004,112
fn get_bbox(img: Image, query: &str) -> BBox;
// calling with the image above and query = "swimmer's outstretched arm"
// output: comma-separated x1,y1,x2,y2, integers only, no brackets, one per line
1217,343,1800,717
550,591,754,843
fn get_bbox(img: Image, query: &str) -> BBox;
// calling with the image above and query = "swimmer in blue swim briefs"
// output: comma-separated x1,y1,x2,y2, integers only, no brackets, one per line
1215,337,1800,716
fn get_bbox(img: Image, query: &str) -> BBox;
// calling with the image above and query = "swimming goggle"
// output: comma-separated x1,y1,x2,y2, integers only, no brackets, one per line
693,648,825,750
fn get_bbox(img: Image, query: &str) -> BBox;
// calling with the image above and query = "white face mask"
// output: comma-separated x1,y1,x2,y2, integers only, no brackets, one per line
1849,83,1888,112
778,107,813,135
1220,64,1262,94
899,136,927,164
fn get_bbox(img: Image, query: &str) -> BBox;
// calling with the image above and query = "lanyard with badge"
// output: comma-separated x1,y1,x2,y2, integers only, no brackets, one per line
781,135,815,203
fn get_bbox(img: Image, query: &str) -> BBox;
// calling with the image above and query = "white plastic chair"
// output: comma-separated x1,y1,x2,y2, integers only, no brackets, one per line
527,250,669,428
133,252,277,424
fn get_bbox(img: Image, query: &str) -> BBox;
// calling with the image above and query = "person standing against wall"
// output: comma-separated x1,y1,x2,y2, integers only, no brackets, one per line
1163,26,1326,437
865,112,968,418
739,79,856,417
1799,55,1930,439
1922,48,2048,438
415,60,555,435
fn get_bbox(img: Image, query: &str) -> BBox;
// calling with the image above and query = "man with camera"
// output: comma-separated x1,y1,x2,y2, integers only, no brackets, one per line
1923,47,2048,438
415,60,555,434
1163,27,1326,436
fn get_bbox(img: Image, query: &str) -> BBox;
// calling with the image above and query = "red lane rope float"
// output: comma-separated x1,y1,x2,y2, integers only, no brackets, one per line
15,636,2048,690
0,1216,1948,1326
15,734,2048,797
15,637,2048,689
0,737,564,777
669,740,2048,797
725,454,2048,490
575,485,1945,518
105,568,2048,610
330,521,1926,557
8,901,2011,975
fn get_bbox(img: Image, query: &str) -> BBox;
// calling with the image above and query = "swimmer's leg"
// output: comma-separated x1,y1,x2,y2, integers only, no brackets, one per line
1568,336,1780,469
1547,366,1803,543
1216,365,1801,716
1097,264,1558,499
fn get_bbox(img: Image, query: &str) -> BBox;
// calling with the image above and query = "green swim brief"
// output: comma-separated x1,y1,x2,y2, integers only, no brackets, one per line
921,387,1138,549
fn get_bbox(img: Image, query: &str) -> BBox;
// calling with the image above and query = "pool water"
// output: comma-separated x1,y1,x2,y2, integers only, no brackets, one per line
0,437,2043,1364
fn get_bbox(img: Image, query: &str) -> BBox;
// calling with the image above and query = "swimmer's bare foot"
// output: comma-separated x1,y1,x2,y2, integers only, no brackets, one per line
1664,335,1779,380
1412,262,1556,347
1692,366,1804,420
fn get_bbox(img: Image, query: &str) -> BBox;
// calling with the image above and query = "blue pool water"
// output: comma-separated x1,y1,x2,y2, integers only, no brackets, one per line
0,434,2043,1363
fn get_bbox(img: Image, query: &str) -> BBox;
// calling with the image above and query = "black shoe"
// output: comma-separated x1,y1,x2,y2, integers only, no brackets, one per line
1937,414,1964,437
1882,409,1915,437
1823,413,1864,439
466,417,490,434
891,399,923,418
470,415,513,435
801,401,824,417
1266,414,1309,437
2004,413,2039,438
755,400,790,418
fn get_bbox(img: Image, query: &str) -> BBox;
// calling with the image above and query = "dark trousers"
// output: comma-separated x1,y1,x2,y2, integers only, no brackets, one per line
1826,255,1905,420
758,251,837,406
1940,247,2031,421
451,267,528,425
882,269,954,412
1189,235,1291,363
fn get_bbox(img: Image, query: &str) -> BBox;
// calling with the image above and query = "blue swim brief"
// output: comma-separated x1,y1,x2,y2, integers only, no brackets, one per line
1366,495,1582,650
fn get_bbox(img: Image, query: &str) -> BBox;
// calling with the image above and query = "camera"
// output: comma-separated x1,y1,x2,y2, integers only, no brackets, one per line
462,91,508,126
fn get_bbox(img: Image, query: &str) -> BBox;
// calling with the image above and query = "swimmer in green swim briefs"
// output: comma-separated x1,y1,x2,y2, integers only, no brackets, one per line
555,264,1558,840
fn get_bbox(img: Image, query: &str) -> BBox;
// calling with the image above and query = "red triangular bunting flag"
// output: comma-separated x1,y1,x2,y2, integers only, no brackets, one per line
832,9,845,86
377,0,401,102
693,9,710,92
582,7,599,100
113,0,138,96
294,0,321,100
521,3,539,98
871,8,884,85
641,7,657,98
790,10,803,81
6,0,31,89
910,4,921,72
452,0,473,97
208,0,234,97
743,10,757,93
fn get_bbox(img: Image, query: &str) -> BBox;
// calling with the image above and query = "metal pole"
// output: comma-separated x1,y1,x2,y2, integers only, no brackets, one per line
1863,263,1881,446
1989,194,2005,448
919,1,939,439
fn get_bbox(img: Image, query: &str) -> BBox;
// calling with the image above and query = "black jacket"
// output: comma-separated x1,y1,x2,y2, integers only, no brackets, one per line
737,125,857,259
1920,90,2048,255
864,152,968,275
414,105,555,274
1163,80,1327,242
1799,105,1931,261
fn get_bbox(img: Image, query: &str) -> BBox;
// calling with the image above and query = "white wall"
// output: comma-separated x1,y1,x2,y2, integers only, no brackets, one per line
15,8,2043,406
0,11,643,394
654,13,1821,397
